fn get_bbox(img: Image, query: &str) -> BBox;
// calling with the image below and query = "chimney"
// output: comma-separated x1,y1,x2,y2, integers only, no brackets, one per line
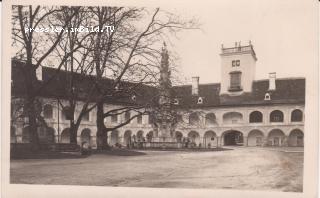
268,72,276,91
192,76,199,95
36,66,42,81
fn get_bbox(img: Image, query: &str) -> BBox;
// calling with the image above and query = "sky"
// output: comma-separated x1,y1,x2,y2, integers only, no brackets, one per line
161,0,316,84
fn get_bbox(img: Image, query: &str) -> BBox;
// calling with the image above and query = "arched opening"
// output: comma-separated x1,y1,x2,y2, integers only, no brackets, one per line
249,111,263,123
61,128,70,143
187,131,200,146
43,104,53,119
223,130,243,146
81,128,91,145
37,126,55,144
247,130,264,146
46,127,55,143
203,131,217,148
288,129,304,147
22,126,31,143
223,112,243,124
137,130,144,142
146,131,153,142
270,110,284,122
189,112,200,125
205,113,217,126
267,129,285,146
175,131,183,142
110,130,119,146
11,126,16,143
123,130,132,147
291,109,303,122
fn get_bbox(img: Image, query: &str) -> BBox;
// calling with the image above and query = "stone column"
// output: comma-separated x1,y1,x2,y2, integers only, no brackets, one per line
243,136,248,146
282,135,289,147
216,136,221,147
91,136,97,149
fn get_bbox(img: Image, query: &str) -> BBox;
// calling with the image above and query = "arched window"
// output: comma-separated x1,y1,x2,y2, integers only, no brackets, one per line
43,104,53,119
291,109,303,122
189,112,200,125
249,111,263,123
223,112,243,124
205,113,216,125
270,110,284,122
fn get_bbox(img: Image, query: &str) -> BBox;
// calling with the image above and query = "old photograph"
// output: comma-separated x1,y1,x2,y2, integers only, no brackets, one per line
2,0,318,198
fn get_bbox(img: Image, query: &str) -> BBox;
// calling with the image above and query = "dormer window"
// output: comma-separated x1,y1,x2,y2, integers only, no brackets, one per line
264,93,271,100
131,95,136,101
173,98,179,105
232,60,240,67
197,97,203,104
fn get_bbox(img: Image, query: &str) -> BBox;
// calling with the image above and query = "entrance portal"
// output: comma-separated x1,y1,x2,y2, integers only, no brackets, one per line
223,130,243,146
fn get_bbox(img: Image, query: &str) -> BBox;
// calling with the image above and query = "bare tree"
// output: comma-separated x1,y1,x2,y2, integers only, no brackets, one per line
85,6,198,149
11,5,81,149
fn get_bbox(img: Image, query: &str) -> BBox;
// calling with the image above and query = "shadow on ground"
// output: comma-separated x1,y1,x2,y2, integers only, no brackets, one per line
11,151,88,160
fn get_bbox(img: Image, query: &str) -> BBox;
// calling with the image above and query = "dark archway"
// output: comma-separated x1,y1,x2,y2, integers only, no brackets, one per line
123,130,132,147
270,110,284,122
203,131,217,148
247,130,264,146
288,129,304,147
267,129,285,146
81,128,91,145
189,112,200,125
61,128,70,143
175,131,183,142
223,130,243,146
249,111,263,123
110,130,119,146
205,113,216,126
291,109,303,122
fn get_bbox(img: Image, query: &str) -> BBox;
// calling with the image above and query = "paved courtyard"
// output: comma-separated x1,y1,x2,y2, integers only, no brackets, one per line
10,147,303,192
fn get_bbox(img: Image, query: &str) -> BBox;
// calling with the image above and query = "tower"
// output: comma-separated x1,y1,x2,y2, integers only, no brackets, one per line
219,41,257,95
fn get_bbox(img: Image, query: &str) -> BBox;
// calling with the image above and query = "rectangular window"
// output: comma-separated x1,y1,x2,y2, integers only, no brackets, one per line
232,60,240,67
111,112,118,123
83,112,90,121
137,115,142,124
230,73,241,88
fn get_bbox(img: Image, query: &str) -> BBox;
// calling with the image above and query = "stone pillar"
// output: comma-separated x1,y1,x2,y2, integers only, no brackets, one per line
243,136,248,146
54,135,59,143
91,136,97,149
77,136,81,145
282,135,289,147
216,136,221,147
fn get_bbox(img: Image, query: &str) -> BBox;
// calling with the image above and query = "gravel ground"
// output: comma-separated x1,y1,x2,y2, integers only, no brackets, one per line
10,147,303,192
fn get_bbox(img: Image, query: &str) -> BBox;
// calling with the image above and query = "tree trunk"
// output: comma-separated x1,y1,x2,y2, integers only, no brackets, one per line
96,102,109,150
69,122,78,144
26,98,40,151
24,62,40,151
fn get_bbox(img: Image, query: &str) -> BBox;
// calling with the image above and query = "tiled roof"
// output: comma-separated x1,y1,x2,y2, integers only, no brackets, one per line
11,59,158,106
11,59,305,108
172,78,305,108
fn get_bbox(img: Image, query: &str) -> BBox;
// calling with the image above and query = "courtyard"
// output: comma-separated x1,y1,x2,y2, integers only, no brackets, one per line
10,147,303,192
